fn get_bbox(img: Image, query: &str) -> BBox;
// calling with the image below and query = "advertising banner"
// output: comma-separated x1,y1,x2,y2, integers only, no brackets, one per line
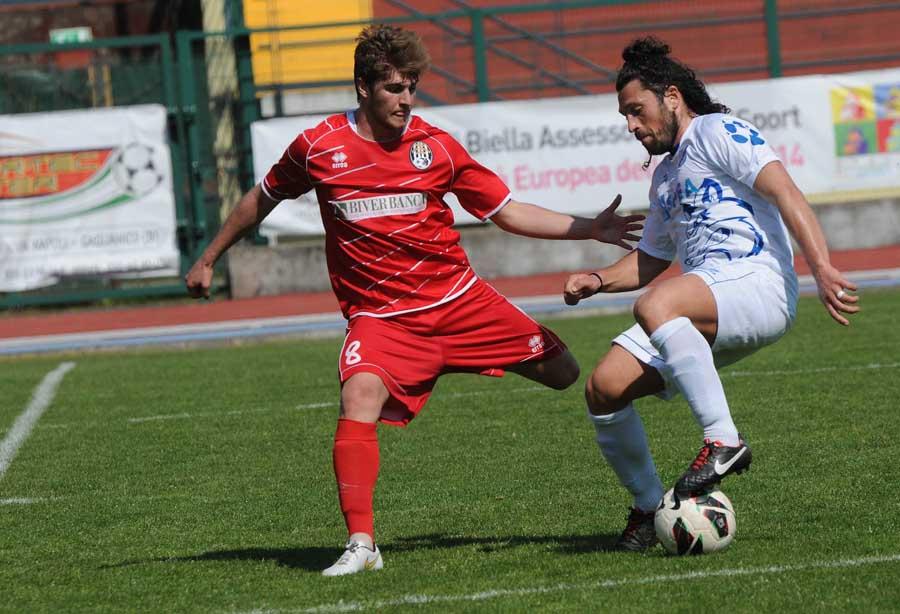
0,104,179,291
251,68,900,237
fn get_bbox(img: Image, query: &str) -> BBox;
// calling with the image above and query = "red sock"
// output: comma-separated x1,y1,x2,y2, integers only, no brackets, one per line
332,418,379,541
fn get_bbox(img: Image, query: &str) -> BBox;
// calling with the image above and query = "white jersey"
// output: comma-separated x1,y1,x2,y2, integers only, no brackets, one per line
638,114,796,283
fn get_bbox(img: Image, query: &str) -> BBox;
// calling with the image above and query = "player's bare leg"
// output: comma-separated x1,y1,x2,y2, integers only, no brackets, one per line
585,344,666,551
324,373,390,576
340,372,390,423
633,274,752,495
507,349,580,390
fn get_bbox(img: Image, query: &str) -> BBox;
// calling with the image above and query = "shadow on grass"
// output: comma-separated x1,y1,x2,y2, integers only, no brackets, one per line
101,532,624,572
389,532,623,555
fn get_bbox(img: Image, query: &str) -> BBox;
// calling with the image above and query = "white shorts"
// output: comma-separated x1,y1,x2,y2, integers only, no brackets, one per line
613,261,798,400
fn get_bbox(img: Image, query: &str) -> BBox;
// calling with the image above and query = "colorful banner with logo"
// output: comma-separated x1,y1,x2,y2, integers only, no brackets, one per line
0,104,178,291
251,67,900,237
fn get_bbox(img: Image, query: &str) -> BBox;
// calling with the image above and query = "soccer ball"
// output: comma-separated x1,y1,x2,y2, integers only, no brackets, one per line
113,142,163,197
654,487,736,555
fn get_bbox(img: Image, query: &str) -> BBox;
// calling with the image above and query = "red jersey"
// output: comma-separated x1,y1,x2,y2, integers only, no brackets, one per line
261,112,511,319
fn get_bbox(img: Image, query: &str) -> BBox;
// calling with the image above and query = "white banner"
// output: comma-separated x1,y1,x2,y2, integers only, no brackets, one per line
0,104,179,291
251,67,900,236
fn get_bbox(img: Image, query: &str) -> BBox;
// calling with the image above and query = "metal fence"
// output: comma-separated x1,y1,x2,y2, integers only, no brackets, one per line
2,0,899,308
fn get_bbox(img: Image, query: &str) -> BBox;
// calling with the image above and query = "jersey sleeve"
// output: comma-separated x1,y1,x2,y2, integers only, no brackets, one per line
636,198,676,261
261,131,315,201
700,117,780,189
441,135,511,221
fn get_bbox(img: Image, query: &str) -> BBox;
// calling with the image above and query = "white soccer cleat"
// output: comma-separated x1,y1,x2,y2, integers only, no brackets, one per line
321,541,384,576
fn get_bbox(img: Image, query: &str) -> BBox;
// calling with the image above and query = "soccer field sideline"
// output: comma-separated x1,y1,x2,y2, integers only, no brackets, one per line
4,359,897,437
2,357,897,510
4,358,897,498
2,264,899,356
249,554,900,613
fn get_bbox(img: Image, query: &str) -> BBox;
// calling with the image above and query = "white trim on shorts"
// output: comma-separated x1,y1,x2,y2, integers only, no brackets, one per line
612,260,797,400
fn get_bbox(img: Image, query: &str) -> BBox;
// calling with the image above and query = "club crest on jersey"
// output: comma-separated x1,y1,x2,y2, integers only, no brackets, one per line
409,141,433,170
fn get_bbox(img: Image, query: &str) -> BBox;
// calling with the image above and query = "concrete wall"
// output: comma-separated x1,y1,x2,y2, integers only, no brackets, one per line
226,198,900,298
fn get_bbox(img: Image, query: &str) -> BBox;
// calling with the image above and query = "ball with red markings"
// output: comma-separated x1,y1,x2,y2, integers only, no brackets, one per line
655,487,736,555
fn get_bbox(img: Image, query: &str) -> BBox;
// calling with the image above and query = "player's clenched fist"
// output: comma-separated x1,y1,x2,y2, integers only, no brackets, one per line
564,272,602,305
185,261,213,299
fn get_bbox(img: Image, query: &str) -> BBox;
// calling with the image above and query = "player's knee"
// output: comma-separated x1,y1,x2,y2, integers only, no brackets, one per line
550,352,580,390
584,370,629,415
340,373,389,421
533,351,580,390
633,290,669,333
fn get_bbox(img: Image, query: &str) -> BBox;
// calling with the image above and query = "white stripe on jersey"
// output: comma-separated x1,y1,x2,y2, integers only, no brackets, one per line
439,265,474,300
374,264,464,312
308,144,345,160
365,253,437,291
334,183,386,202
335,188,364,200
352,269,477,319
315,162,377,184
351,231,442,271
339,211,434,246
286,146,304,168
483,194,513,220
365,229,462,294
303,123,350,174
398,176,422,186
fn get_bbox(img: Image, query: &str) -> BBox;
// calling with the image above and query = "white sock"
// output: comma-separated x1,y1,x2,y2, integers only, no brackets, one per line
649,316,740,446
588,404,664,513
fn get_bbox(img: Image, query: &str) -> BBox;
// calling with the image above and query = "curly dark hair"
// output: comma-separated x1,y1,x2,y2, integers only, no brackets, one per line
616,37,730,115
354,25,431,101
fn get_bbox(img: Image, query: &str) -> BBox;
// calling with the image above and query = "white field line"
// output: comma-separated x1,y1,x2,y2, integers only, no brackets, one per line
128,404,335,424
126,387,548,424
124,361,900,426
723,361,900,378
0,497,47,505
241,554,900,614
0,362,75,480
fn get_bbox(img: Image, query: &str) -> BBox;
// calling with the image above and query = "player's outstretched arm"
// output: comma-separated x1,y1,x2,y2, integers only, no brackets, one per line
185,184,279,298
753,161,859,326
490,194,644,249
564,249,671,305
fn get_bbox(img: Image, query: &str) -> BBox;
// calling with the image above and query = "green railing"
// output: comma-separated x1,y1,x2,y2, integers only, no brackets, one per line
0,34,198,309
2,0,899,309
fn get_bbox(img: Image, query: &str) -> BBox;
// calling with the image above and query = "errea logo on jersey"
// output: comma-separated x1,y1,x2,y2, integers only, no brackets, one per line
331,151,349,168
409,141,433,169
528,335,544,354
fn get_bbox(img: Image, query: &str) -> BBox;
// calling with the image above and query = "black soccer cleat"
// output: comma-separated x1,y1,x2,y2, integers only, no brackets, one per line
615,507,659,552
674,437,752,496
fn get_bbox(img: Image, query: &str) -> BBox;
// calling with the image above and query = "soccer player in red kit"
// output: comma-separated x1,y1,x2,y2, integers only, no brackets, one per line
185,24,643,576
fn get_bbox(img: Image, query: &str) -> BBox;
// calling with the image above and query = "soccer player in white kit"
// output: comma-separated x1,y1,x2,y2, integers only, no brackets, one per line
564,37,860,551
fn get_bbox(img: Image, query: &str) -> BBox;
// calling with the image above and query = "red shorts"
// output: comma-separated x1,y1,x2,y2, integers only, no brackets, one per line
338,279,567,426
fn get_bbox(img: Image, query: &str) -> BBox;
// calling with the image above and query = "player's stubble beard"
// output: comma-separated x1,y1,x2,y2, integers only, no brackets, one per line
643,104,680,156
639,103,680,169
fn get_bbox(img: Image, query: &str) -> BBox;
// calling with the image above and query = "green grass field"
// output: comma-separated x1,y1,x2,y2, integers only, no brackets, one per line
2,289,899,613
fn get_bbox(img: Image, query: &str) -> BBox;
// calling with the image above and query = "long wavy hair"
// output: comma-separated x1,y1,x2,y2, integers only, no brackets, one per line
616,37,730,116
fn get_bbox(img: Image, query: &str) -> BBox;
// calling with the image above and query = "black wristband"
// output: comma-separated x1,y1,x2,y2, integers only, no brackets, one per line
589,272,603,294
